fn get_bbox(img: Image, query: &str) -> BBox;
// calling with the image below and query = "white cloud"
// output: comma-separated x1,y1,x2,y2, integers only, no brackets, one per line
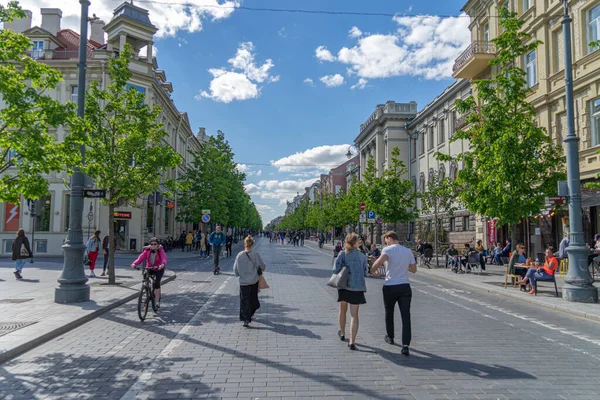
271,144,352,172
178,38,189,47
236,163,249,173
348,26,362,38
198,42,278,103
324,14,470,80
257,178,320,204
255,204,273,212
256,170,262,176
17,0,239,38
303,78,315,86
320,74,345,88
315,45,336,62
138,45,158,58
351,78,369,90
244,183,262,195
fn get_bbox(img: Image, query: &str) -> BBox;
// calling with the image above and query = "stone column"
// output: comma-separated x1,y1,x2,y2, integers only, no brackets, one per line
119,34,126,51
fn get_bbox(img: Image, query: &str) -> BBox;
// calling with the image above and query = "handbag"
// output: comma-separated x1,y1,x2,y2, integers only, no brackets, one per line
84,253,92,266
328,252,349,289
246,252,269,289
20,243,30,257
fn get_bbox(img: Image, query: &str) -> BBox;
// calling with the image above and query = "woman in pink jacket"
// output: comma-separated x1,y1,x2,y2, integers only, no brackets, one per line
130,237,167,309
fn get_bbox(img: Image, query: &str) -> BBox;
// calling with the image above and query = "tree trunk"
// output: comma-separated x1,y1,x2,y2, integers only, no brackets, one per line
510,222,517,253
108,202,116,284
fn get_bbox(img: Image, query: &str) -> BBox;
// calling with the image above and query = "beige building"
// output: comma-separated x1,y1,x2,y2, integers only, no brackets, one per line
454,0,600,248
407,79,477,246
0,3,203,256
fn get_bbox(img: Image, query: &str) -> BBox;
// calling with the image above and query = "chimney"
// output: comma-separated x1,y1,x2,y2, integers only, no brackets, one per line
198,127,206,142
40,8,62,36
89,14,105,45
3,9,32,33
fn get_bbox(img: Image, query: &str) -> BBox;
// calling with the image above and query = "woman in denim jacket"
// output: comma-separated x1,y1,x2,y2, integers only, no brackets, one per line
333,232,368,350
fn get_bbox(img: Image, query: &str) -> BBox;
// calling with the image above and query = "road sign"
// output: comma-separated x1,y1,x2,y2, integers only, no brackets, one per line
202,214,211,223
114,211,132,219
360,203,366,211
359,211,366,223
376,217,383,224
87,212,94,222
367,210,376,224
166,201,175,209
547,196,566,205
83,189,106,198
202,209,211,215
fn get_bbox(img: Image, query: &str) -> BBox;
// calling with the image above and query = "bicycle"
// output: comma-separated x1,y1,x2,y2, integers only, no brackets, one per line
589,257,600,282
135,266,158,321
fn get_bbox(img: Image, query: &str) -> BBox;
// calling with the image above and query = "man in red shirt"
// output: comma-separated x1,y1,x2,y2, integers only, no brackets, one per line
518,246,558,294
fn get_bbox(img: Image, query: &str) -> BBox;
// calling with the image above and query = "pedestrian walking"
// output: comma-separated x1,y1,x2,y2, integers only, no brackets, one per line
226,231,233,257
86,230,102,278
334,233,368,351
12,228,32,280
101,234,109,276
200,231,207,258
233,235,266,327
371,231,417,356
209,225,226,274
300,231,305,246
179,231,186,252
186,231,194,252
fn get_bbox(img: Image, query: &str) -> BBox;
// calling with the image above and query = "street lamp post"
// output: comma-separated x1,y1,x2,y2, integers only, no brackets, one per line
561,0,598,303
55,0,91,303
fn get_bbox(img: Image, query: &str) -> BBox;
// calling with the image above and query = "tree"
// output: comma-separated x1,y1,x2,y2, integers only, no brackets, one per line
419,175,457,267
437,7,565,247
71,44,182,284
0,2,77,203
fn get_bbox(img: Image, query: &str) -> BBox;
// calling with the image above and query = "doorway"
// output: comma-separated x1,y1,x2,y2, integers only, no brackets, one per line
114,220,129,250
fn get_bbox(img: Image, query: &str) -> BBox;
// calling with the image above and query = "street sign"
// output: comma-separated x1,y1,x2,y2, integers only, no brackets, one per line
202,209,211,215
376,217,383,224
547,196,566,205
367,210,376,224
166,201,175,209
202,214,211,223
87,212,94,222
359,211,366,223
360,203,366,211
83,189,106,198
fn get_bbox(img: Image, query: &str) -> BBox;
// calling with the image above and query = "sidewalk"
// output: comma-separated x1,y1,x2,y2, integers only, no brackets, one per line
0,251,187,363
314,240,600,322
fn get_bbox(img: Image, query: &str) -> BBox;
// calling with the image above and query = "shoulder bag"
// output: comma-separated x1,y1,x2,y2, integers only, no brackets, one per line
245,252,269,289
328,251,349,289
20,242,30,257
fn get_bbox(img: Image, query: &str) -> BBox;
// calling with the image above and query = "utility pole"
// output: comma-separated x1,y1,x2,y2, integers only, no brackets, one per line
55,0,91,303
561,0,598,303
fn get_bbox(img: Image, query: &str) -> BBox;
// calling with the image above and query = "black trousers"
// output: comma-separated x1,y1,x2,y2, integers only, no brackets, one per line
103,251,109,273
239,282,260,322
226,243,232,257
213,245,221,268
383,284,412,346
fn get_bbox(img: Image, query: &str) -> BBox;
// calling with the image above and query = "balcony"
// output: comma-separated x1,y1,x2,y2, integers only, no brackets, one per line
452,41,496,79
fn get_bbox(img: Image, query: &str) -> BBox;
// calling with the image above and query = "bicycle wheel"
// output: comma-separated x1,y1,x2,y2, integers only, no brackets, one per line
151,285,157,312
138,285,150,321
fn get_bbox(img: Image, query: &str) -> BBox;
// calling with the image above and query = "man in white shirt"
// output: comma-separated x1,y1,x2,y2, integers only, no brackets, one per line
371,231,416,356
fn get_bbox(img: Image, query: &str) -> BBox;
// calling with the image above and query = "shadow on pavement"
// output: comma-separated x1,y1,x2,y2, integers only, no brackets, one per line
0,352,215,398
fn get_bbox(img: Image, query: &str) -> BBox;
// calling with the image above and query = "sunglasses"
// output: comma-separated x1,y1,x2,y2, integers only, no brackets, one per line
150,242,158,246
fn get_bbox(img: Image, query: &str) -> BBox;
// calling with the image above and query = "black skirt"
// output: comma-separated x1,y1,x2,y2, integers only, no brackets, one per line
337,289,366,305
240,282,260,322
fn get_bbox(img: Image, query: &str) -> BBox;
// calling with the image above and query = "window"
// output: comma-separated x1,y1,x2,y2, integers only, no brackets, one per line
591,98,600,147
450,218,456,232
522,0,532,13
35,196,51,232
438,120,445,144
31,40,44,59
450,112,456,138
147,202,154,233
35,239,48,253
483,23,490,43
71,86,79,105
463,216,470,231
64,194,70,231
428,126,434,150
419,132,425,155
525,50,537,87
588,4,600,53
553,28,564,73
411,135,417,159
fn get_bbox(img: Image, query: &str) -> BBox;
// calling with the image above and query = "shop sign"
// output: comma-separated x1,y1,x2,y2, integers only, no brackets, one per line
114,211,132,219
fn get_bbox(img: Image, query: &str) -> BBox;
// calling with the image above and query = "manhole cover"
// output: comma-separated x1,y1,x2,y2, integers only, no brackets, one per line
0,298,34,304
0,321,37,337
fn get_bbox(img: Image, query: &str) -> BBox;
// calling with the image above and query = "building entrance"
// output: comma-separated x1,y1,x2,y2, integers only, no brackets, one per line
114,220,128,250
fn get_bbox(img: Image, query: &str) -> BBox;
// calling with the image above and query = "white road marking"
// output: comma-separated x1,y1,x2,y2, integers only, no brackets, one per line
120,276,232,400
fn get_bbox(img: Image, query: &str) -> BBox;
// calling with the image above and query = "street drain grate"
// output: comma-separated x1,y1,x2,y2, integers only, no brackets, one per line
0,321,37,337
0,298,34,304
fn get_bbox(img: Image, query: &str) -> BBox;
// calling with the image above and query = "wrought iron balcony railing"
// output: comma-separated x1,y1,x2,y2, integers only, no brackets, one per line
453,41,497,72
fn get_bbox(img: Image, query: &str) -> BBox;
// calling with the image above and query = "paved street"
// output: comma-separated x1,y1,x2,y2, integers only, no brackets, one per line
2,238,600,399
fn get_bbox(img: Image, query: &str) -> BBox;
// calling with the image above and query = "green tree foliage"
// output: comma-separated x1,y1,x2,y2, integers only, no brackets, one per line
437,7,565,232
0,2,77,203
70,44,182,284
178,130,262,231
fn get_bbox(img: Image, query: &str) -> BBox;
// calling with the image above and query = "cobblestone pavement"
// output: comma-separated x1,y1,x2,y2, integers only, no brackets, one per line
1,237,600,399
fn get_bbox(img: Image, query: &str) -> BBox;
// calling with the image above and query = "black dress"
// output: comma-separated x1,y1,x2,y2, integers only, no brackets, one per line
337,289,366,305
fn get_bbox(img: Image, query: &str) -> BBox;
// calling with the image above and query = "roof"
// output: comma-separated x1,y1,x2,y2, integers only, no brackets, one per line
112,2,154,28
56,29,102,51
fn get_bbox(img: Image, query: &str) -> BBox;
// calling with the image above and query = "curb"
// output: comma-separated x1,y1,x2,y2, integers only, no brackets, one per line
0,271,177,364
418,268,600,323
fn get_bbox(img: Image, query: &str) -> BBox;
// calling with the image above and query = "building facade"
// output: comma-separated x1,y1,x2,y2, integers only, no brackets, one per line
407,79,477,246
0,3,203,256
454,0,600,249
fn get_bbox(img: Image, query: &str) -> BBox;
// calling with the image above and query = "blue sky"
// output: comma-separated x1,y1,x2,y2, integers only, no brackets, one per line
19,0,471,225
